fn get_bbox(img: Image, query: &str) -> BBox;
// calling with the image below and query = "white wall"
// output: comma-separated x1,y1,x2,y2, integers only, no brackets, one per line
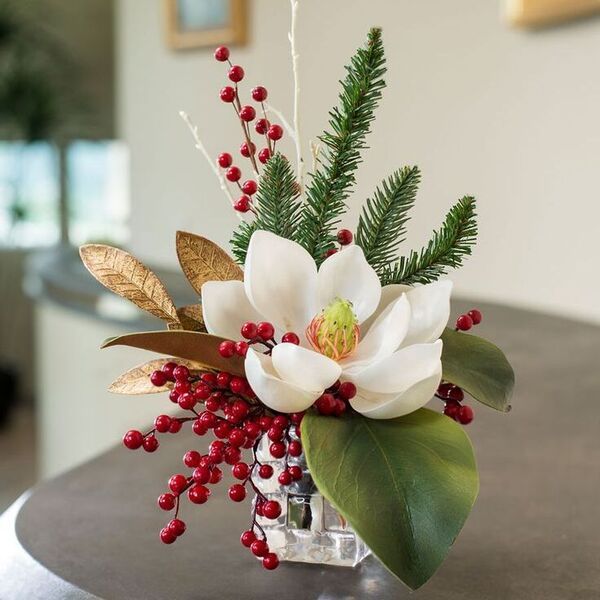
116,0,600,323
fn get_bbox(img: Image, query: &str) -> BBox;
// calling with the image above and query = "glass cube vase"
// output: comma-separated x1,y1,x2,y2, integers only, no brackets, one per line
254,434,371,567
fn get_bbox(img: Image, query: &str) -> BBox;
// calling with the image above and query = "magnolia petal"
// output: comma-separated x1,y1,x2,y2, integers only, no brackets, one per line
244,349,321,413
271,343,342,392
201,280,263,340
341,294,411,371
245,231,318,334
349,369,442,419
360,284,411,334
317,245,381,323
402,280,452,346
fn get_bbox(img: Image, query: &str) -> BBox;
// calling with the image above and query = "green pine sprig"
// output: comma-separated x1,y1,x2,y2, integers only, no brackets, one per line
380,196,477,285
297,27,386,263
229,153,301,264
355,166,420,274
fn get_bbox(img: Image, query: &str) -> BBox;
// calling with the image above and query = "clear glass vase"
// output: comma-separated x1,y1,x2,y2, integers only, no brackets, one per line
254,433,371,567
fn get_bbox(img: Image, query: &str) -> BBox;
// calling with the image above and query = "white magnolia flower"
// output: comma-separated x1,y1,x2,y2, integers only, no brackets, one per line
202,231,452,419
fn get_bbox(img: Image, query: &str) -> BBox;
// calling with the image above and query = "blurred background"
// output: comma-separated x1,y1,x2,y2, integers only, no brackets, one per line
1,0,599,512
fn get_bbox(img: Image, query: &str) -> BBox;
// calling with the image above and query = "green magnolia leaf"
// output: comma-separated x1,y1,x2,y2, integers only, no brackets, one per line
441,328,514,412
302,409,478,590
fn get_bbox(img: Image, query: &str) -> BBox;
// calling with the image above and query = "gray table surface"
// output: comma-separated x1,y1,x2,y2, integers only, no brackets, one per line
3,301,600,599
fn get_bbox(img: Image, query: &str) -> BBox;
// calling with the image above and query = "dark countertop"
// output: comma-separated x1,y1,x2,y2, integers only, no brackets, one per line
2,300,600,599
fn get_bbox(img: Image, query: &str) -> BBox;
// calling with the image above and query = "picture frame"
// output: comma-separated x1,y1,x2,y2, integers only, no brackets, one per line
507,0,600,28
164,0,247,50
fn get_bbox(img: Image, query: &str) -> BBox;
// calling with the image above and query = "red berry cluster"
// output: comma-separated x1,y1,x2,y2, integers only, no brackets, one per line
436,382,474,425
218,320,282,359
213,45,286,214
455,308,482,332
324,228,354,258
314,380,356,416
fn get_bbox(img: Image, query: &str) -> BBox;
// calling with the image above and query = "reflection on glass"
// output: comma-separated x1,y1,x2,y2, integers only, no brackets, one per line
177,0,229,31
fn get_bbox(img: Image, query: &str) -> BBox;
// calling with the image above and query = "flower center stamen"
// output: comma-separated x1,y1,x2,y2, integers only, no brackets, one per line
306,298,360,361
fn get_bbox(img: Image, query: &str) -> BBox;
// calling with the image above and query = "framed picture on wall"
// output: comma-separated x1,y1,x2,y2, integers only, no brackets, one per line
507,0,600,27
164,0,247,50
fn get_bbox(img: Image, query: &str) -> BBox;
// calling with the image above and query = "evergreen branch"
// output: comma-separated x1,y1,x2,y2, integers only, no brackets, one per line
380,196,477,285
355,166,420,273
298,27,386,263
229,153,301,264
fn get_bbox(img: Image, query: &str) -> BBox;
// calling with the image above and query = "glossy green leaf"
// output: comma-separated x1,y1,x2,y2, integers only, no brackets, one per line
302,409,478,590
441,328,514,412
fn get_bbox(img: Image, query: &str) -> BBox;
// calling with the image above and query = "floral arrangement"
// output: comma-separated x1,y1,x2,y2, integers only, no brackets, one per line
81,13,514,591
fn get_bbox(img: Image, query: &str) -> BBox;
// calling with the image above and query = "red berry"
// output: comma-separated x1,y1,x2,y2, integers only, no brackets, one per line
245,422,261,439
234,196,251,212
192,419,208,436
255,118,270,134
337,229,353,245
444,400,461,420
241,179,258,195
468,309,482,325
161,361,177,381
169,419,182,434
173,365,190,381
183,450,201,468
333,398,347,416
262,500,281,520
217,152,232,168
158,493,176,511
160,527,176,544
278,470,292,485
290,412,305,425
259,416,273,431
269,442,286,459
150,370,167,387
232,462,250,480
456,314,473,331
193,466,211,484
240,141,256,157
457,405,474,425
258,464,273,479
315,393,336,415
282,332,300,345
231,399,250,420
268,124,283,141
251,539,269,557
288,465,303,481
209,466,223,484
220,86,236,102
224,446,242,465
214,45,230,61
154,414,172,433
235,341,249,356
288,440,302,457
188,484,209,504
218,340,236,358
437,382,454,398
241,530,256,547
194,383,211,401
258,148,271,163
168,518,186,537
123,430,143,450
169,474,188,494
241,321,258,339
229,429,246,448
178,392,196,410
143,435,159,452
226,166,242,182
447,385,464,402
205,396,220,413
268,426,284,442
257,321,275,341
228,483,246,502
263,553,279,570
216,371,230,388
251,86,268,102
239,105,256,121
324,248,338,258
273,415,289,429
229,378,245,396
201,372,217,386
228,65,244,82
338,381,357,400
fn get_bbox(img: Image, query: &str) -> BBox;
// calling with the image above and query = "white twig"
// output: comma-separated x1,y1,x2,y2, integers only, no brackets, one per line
288,0,304,191
310,140,321,173
179,110,243,222
263,103,295,142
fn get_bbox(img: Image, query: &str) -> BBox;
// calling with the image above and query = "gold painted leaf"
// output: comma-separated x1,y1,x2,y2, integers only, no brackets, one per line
176,231,243,294
80,244,180,326
102,330,245,377
176,304,206,332
108,357,206,395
